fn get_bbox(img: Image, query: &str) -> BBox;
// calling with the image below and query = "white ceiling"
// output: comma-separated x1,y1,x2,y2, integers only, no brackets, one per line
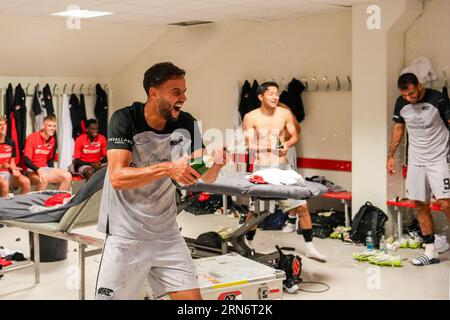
0,0,368,25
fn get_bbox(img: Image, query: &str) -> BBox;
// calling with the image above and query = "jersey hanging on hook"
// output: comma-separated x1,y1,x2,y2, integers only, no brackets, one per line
42,84,55,116
279,78,306,123
95,84,109,137
13,84,27,159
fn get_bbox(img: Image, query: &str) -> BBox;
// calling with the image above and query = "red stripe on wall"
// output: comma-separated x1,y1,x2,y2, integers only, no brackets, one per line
297,157,352,172
231,153,352,172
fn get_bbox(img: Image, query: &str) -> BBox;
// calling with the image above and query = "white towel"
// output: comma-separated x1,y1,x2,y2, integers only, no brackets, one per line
248,168,305,186
401,57,437,84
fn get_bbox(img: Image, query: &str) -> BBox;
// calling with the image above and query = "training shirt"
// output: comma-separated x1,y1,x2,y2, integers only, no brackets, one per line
393,88,450,165
98,102,203,240
73,133,107,163
23,131,57,169
0,138,16,172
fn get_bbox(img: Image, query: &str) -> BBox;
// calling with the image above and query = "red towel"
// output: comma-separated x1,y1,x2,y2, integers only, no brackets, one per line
249,175,267,184
198,192,210,202
43,193,71,207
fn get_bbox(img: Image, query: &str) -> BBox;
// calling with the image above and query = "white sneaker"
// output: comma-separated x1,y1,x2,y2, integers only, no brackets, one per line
282,223,296,233
435,234,450,254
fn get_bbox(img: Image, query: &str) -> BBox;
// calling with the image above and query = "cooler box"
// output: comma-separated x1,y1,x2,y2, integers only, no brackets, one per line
195,253,285,300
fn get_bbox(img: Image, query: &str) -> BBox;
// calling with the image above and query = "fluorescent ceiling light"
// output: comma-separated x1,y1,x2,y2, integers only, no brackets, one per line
52,9,113,19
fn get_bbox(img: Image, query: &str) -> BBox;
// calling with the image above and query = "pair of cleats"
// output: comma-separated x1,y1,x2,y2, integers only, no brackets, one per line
352,250,402,267
399,235,422,249
330,226,351,239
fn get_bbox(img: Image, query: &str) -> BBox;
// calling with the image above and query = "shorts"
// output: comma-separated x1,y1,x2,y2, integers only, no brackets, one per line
24,167,52,175
95,233,199,300
248,164,307,213
406,161,450,202
0,171,12,184
77,165,93,177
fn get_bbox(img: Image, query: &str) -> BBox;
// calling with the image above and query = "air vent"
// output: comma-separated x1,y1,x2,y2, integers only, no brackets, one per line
169,20,213,26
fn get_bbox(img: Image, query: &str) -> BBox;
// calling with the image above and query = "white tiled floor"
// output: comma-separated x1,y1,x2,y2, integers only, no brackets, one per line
1,211,450,300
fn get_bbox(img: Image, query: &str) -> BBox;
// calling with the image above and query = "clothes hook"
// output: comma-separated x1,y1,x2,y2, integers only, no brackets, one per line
346,75,352,91
443,70,448,88
26,83,31,95
80,84,84,94
336,76,341,91
312,76,319,91
302,77,308,92
88,84,92,95
52,84,58,95
63,84,67,94
323,76,330,91
71,84,76,94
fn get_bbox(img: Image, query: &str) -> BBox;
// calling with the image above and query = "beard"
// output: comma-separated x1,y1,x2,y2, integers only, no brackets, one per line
158,98,179,123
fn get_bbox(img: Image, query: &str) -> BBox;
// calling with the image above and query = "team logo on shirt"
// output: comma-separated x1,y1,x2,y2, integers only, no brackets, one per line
82,148,101,154
35,149,51,155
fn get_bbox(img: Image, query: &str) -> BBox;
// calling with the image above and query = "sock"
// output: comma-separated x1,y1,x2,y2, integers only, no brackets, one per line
287,216,296,224
422,234,435,244
301,229,313,242
423,243,438,259
305,242,327,262
246,230,256,241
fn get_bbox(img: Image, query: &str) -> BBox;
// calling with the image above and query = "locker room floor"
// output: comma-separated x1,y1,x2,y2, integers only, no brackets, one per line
0,210,449,300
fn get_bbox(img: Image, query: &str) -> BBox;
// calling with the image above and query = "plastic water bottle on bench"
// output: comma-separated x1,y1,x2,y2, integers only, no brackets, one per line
366,231,375,251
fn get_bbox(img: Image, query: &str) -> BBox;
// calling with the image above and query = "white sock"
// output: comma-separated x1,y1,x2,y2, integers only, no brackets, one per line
424,243,438,259
305,242,327,262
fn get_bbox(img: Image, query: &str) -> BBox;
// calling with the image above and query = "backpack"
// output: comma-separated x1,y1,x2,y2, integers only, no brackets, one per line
350,202,388,248
258,209,288,230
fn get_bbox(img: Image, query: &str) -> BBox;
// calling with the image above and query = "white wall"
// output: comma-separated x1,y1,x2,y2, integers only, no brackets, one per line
112,11,353,190
0,14,167,77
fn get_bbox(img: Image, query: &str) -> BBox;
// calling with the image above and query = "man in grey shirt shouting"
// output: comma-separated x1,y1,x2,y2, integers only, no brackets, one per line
387,72,450,266
96,62,227,299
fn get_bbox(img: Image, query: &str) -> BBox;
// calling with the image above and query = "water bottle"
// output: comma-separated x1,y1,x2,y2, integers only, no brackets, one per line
366,231,375,251
379,235,386,253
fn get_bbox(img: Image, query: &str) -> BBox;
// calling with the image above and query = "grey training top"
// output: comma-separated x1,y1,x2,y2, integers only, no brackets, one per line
393,88,450,165
98,102,203,240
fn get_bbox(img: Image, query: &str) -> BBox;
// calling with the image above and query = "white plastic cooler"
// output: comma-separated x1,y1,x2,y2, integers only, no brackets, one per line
195,253,285,300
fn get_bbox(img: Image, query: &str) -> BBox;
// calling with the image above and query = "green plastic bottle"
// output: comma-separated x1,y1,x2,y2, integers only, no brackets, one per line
190,155,214,175
277,137,284,149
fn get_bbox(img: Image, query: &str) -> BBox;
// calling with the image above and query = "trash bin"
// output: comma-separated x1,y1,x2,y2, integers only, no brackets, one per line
29,232,68,262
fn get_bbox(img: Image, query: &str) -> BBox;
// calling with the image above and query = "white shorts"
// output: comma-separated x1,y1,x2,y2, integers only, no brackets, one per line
248,164,307,213
0,171,12,184
406,161,450,202
95,233,198,300
24,167,52,175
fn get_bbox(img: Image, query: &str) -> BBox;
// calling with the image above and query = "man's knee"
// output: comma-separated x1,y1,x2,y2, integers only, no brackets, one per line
19,176,31,188
57,169,72,182
0,179,9,192
414,200,430,210
437,198,450,210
